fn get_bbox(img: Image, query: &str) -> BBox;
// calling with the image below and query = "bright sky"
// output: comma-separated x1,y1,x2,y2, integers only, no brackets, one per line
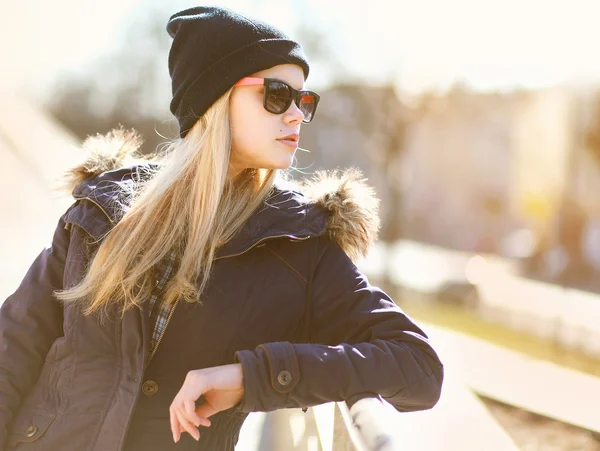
3,0,600,98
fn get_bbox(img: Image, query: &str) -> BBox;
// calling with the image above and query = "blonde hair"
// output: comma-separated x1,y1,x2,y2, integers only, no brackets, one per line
55,88,278,320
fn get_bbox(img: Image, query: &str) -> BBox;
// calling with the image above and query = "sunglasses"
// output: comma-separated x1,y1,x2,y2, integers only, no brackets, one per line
234,77,320,123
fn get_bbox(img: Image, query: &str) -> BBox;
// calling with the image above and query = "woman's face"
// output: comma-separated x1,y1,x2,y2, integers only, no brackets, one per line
229,64,306,178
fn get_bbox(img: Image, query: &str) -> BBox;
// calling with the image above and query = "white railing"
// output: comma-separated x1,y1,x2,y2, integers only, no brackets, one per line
338,396,399,451
253,396,401,451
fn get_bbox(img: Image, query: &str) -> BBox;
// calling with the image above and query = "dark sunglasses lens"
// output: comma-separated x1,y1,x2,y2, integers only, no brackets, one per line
265,82,292,113
299,94,317,122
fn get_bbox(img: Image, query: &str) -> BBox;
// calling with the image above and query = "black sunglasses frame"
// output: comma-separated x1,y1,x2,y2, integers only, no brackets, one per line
262,78,320,123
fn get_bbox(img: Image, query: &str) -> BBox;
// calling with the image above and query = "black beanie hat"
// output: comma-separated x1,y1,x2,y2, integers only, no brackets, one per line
166,6,310,138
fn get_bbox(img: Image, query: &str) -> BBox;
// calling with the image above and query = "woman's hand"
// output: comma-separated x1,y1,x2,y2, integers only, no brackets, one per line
169,363,244,443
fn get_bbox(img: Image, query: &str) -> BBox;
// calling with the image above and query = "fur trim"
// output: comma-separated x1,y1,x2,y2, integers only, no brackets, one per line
299,168,381,262
63,126,147,192
64,127,381,260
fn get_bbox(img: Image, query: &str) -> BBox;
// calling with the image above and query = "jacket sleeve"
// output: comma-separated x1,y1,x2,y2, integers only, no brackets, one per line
0,212,70,448
234,234,444,413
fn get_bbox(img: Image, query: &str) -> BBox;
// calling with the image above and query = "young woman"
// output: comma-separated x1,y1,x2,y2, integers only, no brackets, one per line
0,6,443,451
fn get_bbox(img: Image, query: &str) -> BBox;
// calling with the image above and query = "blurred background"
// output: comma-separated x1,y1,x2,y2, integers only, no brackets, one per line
2,0,600,449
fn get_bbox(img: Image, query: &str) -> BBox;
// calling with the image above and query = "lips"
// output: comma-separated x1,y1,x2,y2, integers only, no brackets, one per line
276,133,299,144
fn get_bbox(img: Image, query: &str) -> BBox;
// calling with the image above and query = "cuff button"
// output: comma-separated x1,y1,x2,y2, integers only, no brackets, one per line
277,370,292,386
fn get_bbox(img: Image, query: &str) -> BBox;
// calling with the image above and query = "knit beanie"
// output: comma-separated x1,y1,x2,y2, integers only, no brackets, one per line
166,6,310,138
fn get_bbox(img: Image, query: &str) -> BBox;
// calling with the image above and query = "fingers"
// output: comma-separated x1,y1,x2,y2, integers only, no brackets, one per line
170,399,211,443
170,366,242,443
169,408,181,443
184,399,211,428
174,407,200,441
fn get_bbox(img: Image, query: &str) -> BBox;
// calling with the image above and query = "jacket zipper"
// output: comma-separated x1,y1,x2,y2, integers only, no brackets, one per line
214,233,312,261
77,197,311,260
146,302,177,366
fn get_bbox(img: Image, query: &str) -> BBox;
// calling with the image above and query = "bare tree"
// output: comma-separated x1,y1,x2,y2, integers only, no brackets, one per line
45,7,175,155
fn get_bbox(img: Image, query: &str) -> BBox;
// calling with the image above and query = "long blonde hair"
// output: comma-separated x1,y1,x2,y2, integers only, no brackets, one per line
55,88,278,320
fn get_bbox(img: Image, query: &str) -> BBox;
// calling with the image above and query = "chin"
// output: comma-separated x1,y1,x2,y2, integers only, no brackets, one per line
248,158,292,171
276,157,295,170
264,155,295,170
260,162,293,171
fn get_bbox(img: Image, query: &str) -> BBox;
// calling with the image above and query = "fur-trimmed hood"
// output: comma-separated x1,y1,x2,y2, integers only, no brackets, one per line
65,128,381,262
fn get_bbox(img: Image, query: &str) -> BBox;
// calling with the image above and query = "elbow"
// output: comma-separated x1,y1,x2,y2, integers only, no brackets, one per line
387,363,444,412
417,368,444,410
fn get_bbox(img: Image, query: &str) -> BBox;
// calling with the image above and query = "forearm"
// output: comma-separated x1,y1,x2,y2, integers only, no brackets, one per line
234,338,443,413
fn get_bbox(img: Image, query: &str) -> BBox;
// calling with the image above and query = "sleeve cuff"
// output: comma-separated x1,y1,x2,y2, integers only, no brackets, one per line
257,342,300,393
233,342,300,412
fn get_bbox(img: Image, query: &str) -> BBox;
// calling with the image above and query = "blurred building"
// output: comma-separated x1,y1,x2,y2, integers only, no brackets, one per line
297,81,600,274
401,87,516,252
403,86,600,254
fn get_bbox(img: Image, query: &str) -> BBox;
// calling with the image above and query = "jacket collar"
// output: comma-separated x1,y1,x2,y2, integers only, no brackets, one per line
65,128,381,263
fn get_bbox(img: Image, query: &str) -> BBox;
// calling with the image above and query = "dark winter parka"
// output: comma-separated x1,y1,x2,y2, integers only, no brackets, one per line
0,135,444,450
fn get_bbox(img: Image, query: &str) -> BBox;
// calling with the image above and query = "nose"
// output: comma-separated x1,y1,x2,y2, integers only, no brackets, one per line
283,100,305,125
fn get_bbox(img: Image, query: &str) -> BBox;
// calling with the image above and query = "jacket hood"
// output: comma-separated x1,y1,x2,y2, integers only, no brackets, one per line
65,128,381,263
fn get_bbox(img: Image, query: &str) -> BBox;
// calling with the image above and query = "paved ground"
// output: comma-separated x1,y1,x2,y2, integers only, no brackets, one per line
426,324,600,435
483,397,600,451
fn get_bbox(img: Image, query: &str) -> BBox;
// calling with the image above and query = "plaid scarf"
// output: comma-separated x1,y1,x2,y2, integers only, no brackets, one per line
148,253,177,358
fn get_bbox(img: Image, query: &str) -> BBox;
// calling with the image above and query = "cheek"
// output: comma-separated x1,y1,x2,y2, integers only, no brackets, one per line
232,123,263,157
230,98,273,152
